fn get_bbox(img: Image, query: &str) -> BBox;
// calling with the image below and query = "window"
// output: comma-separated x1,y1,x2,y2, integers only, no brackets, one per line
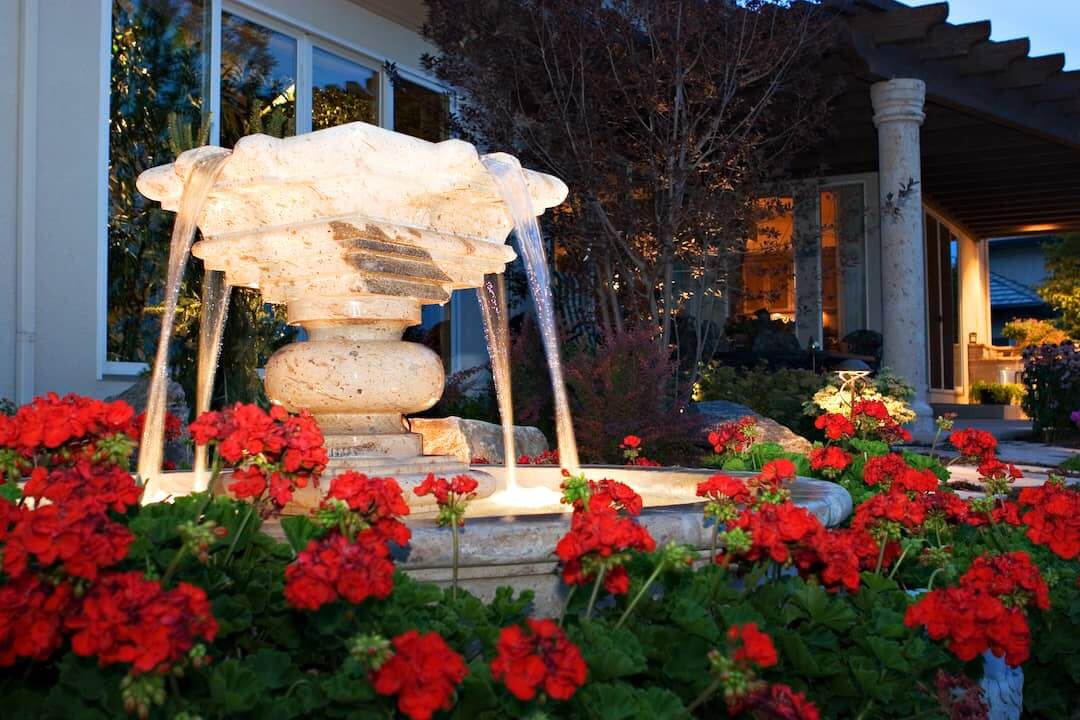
820,184,866,345
312,47,379,130
106,2,450,374
740,197,796,321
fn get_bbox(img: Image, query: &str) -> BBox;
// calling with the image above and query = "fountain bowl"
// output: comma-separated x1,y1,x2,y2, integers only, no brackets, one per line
147,464,852,615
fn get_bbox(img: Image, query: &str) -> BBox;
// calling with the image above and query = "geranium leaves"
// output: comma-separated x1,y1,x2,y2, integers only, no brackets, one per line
570,621,646,682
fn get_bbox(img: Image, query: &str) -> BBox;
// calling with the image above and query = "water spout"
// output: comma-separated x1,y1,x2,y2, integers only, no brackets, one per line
482,154,580,473
192,268,232,488
137,151,230,484
476,272,518,488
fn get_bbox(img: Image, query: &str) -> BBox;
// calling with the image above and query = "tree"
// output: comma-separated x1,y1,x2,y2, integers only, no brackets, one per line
422,0,834,382
1038,235,1080,341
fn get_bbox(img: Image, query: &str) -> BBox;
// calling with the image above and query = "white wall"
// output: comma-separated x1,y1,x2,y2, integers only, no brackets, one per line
0,2,19,402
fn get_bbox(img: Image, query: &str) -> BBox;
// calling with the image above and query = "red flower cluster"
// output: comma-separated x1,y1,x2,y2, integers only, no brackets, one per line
66,571,217,674
517,449,560,465
949,428,997,462
0,393,139,479
728,623,778,668
809,446,851,479
189,403,328,509
372,631,467,720
555,506,655,594
414,473,478,527
325,471,411,546
814,413,854,441
799,528,881,593
747,683,821,720
724,501,823,566
620,434,641,450
1018,480,1080,559
284,530,396,611
555,478,654,595
977,458,1022,484
0,574,74,665
491,618,587,701
905,551,1049,666
708,416,760,456
851,399,912,443
697,473,752,522
852,490,930,534
619,434,661,466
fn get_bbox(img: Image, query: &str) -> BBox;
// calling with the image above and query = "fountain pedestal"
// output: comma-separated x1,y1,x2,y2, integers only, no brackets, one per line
136,123,568,508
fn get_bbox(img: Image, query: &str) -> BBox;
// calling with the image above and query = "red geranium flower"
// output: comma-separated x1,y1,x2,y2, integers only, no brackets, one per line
814,413,855,441
728,623,778,668
708,417,760,456
414,473,478,527
326,471,411,546
284,530,396,611
1018,480,1080,560
491,618,587,701
620,435,641,450
809,446,851,479
949,428,998,462
554,504,655,594
372,631,467,720
0,574,74,666
66,571,217,674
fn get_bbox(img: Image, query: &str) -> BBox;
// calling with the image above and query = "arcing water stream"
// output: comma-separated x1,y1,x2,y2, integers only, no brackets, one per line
476,272,518,489
136,150,230,484
482,154,580,474
192,268,232,488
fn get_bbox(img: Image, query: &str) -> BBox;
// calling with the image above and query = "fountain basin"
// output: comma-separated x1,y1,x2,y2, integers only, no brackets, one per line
241,464,852,615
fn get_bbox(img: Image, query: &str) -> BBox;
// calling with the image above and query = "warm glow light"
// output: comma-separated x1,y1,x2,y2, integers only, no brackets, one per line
1018,223,1062,233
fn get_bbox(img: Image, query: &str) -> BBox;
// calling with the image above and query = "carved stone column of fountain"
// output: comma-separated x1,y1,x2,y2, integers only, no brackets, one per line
136,122,568,509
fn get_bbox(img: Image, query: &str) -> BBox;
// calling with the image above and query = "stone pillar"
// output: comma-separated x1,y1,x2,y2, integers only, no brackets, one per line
871,79,933,432
793,182,823,348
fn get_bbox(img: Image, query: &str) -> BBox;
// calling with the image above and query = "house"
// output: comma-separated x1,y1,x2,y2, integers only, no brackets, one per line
2,0,1079,433
987,237,1056,344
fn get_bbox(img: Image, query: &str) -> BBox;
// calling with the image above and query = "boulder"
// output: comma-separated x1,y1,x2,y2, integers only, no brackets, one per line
693,400,812,455
106,376,193,468
409,416,549,464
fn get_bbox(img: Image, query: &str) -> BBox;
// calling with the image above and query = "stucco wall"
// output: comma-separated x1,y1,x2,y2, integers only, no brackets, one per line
0,3,19,402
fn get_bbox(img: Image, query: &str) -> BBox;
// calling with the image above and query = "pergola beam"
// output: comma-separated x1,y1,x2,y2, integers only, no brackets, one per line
917,21,991,61
850,3,948,45
932,38,1031,76
995,54,1066,90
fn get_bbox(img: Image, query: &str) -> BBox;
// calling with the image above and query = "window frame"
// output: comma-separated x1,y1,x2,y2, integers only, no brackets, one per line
100,0,452,378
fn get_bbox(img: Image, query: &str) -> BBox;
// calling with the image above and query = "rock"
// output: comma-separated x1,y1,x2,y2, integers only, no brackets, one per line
106,376,193,468
409,416,549,464
693,400,812,455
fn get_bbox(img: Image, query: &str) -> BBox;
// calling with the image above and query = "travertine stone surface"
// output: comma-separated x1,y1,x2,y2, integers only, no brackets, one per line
871,79,934,433
136,121,568,490
409,416,549,464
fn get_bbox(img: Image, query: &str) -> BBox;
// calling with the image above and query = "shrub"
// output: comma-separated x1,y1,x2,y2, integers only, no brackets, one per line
694,363,827,437
1021,342,1080,439
563,327,701,464
806,368,916,426
970,381,1025,405
1002,318,1070,348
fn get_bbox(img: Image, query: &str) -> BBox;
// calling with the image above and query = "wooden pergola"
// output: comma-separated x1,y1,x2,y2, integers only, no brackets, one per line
796,0,1080,239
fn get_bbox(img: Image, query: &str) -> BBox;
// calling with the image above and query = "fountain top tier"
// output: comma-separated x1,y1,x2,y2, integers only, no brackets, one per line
136,121,568,322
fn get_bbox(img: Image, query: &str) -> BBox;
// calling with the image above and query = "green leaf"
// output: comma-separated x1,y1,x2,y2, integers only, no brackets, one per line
793,582,857,631
571,621,646,681
0,481,22,502
280,515,322,552
247,648,298,690
208,658,263,713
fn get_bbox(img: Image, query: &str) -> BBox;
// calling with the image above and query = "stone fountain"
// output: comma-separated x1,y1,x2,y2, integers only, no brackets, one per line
137,121,852,611
137,122,567,509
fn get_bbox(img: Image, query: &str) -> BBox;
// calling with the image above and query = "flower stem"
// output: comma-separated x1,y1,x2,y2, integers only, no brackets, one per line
710,520,720,561
450,519,460,601
926,567,944,592
225,504,255,566
615,560,665,629
874,538,888,575
687,676,724,713
887,544,911,580
585,567,607,619
558,585,577,627
161,545,188,587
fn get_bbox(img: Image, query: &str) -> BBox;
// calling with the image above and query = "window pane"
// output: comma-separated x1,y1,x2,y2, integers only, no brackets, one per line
820,185,866,344
312,47,378,130
741,197,795,320
220,12,296,148
108,0,208,362
393,78,449,142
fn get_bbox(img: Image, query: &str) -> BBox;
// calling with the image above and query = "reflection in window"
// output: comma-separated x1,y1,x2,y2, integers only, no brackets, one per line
821,185,866,345
108,0,208,362
312,47,378,130
741,198,795,321
220,12,296,147
393,78,449,143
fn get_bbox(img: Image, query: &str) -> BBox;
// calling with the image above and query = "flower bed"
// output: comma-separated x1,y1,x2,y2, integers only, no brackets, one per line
0,394,1078,719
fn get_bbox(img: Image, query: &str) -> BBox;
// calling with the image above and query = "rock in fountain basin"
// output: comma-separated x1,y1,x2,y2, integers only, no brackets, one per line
136,122,568,494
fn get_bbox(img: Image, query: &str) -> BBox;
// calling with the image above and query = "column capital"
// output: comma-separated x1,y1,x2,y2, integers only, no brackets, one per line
871,79,926,127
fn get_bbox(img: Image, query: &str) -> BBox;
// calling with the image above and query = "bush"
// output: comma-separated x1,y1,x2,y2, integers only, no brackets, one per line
1021,342,1080,439
694,363,827,437
970,381,1025,405
563,327,701,464
1002,318,1070,348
